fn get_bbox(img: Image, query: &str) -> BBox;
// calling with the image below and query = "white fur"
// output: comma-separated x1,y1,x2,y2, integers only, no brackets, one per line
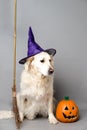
17,52,58,124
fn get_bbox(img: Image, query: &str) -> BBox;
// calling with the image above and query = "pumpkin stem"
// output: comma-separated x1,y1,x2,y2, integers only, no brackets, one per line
65,96,69,100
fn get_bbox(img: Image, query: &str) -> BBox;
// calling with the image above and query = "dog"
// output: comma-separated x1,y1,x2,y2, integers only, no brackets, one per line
17,51,58,124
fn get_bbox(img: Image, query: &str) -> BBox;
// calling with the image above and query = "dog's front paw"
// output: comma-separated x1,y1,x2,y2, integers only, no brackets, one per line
19,112,24,122
49,114,58,124
26,113,36,120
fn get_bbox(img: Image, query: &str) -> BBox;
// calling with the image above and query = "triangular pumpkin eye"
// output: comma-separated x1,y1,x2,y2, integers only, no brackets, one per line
65,106,68,110
72,107,75,110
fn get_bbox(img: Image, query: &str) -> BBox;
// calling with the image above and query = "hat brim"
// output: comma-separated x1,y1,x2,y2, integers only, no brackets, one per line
19,48,56,64
45,48,56,56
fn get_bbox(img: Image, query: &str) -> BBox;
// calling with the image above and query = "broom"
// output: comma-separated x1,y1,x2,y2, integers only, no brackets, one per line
12,0,21,128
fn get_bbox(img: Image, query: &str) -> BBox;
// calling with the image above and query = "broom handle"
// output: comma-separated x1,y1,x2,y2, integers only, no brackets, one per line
12,0,21,128
13,0,17,89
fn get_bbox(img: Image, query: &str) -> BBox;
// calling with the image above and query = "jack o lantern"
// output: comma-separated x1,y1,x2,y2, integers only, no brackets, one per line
56,96,79,123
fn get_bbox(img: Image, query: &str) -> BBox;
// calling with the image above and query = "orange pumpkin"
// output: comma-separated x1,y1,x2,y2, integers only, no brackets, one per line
56,97,79,123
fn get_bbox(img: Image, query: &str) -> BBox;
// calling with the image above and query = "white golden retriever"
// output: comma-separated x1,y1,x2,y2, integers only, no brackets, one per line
17,51,58,124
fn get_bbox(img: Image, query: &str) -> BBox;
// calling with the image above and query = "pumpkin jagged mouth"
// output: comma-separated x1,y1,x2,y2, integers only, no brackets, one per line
63,113,77,119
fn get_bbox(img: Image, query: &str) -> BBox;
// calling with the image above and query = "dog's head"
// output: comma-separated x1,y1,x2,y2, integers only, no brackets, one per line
24,52,54,76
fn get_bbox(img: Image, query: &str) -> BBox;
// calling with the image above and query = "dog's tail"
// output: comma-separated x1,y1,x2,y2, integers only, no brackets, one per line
0,111,14,119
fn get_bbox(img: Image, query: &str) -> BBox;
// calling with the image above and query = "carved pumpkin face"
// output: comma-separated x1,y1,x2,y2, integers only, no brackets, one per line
56,97,79,123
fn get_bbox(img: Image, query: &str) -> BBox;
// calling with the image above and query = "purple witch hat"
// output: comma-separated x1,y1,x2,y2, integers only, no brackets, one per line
19,27,56,64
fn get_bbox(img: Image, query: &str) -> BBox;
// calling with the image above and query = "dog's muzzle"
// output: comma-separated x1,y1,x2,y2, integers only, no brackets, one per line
48,68,54,75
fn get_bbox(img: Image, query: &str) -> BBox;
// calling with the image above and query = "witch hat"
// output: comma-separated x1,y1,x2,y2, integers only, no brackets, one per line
19,27,56,64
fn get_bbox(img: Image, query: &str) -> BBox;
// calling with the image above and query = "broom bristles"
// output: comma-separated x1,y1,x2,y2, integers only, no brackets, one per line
0,111,14,119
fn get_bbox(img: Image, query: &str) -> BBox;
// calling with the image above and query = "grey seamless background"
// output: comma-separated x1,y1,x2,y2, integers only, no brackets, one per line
0,0,87,130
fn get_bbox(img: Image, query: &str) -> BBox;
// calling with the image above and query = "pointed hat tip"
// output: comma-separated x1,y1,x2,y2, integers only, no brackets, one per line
28,26,33,35
28,26,35,42
29,26,32,31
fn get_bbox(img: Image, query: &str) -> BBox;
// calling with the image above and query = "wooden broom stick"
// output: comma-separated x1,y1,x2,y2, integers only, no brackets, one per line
12,0,21,128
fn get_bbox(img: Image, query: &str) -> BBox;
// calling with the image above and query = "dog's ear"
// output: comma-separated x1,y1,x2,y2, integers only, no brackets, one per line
24,57,34,71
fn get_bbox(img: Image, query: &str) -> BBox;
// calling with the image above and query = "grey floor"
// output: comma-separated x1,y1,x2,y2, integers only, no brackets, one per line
0,109,87,130
0,97,87,130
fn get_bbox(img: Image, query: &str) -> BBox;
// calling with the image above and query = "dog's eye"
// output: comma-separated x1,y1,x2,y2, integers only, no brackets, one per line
49,59,51,62
40,59,45,63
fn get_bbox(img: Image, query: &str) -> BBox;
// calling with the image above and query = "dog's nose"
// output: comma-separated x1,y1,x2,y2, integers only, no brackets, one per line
49,68,54,74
